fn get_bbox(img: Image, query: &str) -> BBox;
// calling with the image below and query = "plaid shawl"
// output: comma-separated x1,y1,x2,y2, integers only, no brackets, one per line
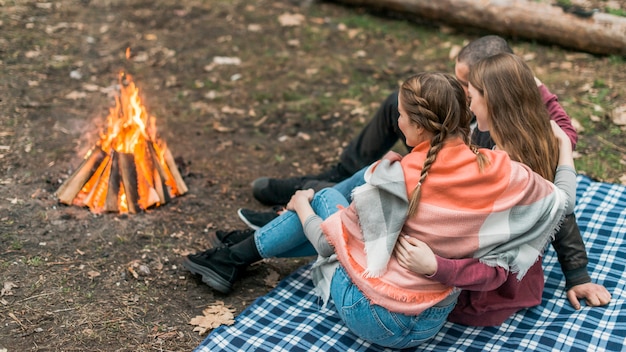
347,148,568,280
351,157,408,278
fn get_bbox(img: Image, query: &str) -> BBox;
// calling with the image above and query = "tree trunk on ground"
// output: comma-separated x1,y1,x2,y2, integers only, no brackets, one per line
329,0,626,56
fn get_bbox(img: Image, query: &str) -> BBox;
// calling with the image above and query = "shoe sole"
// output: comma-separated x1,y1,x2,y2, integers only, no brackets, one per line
182,258,232,294
237,208,261,231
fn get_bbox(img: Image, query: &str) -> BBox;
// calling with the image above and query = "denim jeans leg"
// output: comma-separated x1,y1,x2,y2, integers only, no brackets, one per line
330,266,453,349
332,167,366,202
255,188,349,259
254,210,316,258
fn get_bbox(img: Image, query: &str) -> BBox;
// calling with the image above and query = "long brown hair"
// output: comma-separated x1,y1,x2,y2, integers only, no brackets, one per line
399,72,488,217
469,53,559,181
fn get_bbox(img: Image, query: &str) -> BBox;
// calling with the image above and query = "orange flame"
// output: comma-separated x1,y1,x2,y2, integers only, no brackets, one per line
71,72,186,214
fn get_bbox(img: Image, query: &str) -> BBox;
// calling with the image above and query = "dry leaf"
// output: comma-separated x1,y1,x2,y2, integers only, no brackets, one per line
571,118,584,133
264,269,280,288
297,132,310,141
1,282,18,296
65,91,87,100
221,106,245,115
87,271,100,279
611,105,626,126
619,174,626,185
189,301,235,335
212,56,241,65
278,13,305,27
449,45,462,60
248,24,262,32
213,121,234,133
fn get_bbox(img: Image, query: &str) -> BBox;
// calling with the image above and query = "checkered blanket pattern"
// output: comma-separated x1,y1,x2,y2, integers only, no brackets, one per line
196,175,626,352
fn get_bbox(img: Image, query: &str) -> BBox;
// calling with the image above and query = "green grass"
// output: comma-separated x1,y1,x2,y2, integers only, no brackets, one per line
26,256,43,267
606,7,626,17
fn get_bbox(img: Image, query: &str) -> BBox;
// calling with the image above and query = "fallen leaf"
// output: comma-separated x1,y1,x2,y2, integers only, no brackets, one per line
87,271,100,279
213,121,234,133
1,282,18,296
212,56,241,65
25,50,41,58
221,106,245,115
571,118,584,133
263,269,280,288
449,45,462,60
65,91,87,100
278,13,305,27
189,301,235,335
253,115,269,127
620,174,626,185
247,24,262,32
297,132,310,141
611,105,626,126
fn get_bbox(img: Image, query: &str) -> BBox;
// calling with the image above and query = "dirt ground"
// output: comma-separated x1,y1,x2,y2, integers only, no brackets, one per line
1,0,625,351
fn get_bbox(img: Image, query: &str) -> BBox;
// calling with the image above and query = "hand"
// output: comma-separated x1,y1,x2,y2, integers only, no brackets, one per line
566,282,611,310
550,120,570,145
394,235,437,276
286,189,315,212
551,120,575,168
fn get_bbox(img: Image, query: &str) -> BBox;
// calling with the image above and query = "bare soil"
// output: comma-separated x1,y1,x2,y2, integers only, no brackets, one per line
1,0,625,351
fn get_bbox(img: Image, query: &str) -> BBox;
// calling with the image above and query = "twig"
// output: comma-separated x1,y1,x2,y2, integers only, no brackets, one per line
49,307,77,313
19,292,56,302
9,312,27,330
46,261,77,266
95,317,126,325
596,135,626,154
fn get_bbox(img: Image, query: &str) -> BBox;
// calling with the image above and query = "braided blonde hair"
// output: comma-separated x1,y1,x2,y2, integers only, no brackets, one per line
400,73,489,217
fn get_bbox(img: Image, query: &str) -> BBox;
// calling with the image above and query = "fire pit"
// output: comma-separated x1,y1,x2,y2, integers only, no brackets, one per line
56,71,188,214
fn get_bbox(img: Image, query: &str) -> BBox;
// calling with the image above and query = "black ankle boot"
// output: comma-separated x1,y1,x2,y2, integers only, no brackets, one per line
206,228,255,248
183,236,262,294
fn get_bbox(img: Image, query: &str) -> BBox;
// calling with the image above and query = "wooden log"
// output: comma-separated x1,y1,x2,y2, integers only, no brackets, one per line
329,0,626,56
105,151,121,212
81,154,112,213
118,152,140,214
148,142,171,205
134,141,160,210
56,147,106,205
163,146,189,195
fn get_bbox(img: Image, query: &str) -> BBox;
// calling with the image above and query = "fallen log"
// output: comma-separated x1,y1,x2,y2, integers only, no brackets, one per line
329,0,626,56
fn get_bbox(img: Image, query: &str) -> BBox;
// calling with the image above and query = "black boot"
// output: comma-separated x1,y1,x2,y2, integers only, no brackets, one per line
251,163,351,205
183,236,262,294
206,228,255,248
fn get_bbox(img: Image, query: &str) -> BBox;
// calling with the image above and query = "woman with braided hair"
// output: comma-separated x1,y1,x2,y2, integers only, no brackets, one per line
183,72,576,348
394,54,609,328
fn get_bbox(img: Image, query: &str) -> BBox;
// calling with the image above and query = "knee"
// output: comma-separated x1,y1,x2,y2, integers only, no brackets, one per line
315,188,347,205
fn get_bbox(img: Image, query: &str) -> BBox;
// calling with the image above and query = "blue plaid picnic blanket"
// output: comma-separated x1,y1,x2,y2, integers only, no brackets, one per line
196,175,626,352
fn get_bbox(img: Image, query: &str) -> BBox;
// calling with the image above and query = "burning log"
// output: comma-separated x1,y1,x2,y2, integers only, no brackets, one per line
56,147,107,205
56,72,188,214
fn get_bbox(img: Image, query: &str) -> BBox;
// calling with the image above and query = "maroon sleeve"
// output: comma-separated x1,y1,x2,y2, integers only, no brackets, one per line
539,84,577,149
428,255,509,291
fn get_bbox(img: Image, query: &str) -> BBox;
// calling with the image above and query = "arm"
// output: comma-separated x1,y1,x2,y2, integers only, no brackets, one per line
537,82,577,149
550,121,612,308
286,189,334,257
553,214,611,309
394,236,508,291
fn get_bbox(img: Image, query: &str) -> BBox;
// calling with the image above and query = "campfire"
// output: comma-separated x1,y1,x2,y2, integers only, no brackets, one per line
56,71,188,214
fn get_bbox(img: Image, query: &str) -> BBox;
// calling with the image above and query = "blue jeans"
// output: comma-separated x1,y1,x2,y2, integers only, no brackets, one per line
254,168,452,348
254,168,366,258
331,266,455,349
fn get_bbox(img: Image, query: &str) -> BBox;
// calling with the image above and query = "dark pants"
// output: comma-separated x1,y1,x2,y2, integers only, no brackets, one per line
338,91,409,175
